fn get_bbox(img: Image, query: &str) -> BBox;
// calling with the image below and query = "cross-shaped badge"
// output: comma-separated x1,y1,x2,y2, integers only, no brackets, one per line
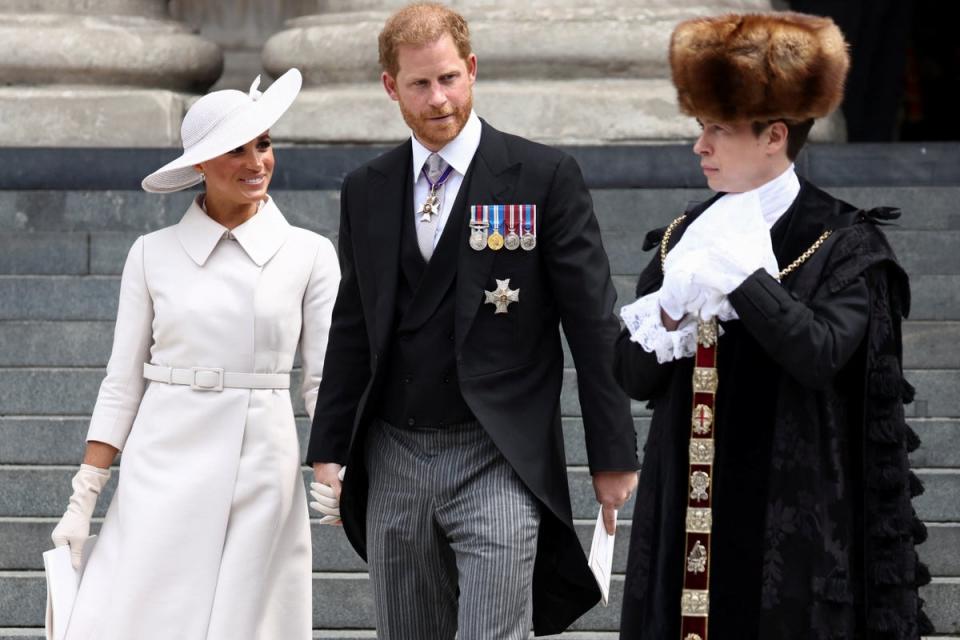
484,278,519,314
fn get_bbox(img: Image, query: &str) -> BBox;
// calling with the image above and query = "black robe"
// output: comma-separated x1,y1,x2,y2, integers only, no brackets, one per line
616,180,932,640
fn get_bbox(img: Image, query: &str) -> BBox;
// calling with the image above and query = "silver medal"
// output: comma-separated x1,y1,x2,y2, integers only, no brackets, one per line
469,230,487,251
520,233,537,251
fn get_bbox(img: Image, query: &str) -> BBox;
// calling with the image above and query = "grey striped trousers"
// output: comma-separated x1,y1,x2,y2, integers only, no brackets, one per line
365,419,541,640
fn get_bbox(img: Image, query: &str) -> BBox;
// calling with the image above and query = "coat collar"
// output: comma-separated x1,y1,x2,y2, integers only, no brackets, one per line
771,177,858,271
176,195,291,267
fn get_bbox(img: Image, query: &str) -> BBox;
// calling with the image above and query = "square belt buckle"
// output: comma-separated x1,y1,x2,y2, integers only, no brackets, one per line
191,367,224,391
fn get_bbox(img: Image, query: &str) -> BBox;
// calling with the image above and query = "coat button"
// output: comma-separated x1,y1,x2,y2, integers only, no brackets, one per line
407,418,416,427
403,374,412,384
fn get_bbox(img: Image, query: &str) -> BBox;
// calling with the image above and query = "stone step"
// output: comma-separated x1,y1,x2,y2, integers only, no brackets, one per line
2,273,959,321
0,366,955,425
0,414,653,466
3,516,957,577
0,633,631,640
0,635,947,640
0,572,956,633
3,186,956,234
613,275,960,322
2,413,956,471
2,367,958,419
1,465,957,523
4,318,956,369
0,366,652,417
3,228,958,276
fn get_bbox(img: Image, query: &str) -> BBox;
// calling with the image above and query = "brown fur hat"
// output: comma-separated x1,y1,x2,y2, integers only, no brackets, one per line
669,12,850,123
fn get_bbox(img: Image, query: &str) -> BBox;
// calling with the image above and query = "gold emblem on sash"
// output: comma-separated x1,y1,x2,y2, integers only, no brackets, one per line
697,319,718,347
689,439,714,465
693,368,718,394
687,541,708,574
686,508,712,533
691,404,713,434
690,471,710,501
681,589,710,616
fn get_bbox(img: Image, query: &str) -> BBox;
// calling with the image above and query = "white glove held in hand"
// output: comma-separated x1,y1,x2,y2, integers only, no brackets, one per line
51,464,111,570
310,466,346,525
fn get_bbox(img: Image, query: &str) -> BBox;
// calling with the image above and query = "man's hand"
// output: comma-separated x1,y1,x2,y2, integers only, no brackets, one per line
592,470,638,535
311,463,344,526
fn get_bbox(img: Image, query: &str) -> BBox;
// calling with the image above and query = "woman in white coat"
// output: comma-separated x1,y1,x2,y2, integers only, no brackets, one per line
49,68,340,640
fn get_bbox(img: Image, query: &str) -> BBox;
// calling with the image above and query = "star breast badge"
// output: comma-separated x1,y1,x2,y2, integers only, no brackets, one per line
484,278,520,314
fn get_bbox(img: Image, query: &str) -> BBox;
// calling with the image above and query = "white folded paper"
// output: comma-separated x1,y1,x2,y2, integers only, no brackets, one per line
43,536,97,640
587,508,616,606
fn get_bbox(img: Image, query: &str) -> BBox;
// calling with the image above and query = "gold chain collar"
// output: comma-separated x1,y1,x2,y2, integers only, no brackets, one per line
659,214,832,280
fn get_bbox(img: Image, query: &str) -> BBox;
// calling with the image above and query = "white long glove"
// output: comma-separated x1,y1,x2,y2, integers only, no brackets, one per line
51,464,111,570
310,466,346,525
661,190,779,320
661,248,736,321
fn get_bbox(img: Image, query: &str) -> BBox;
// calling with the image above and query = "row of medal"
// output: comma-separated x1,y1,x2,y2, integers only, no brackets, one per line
469,204,537,251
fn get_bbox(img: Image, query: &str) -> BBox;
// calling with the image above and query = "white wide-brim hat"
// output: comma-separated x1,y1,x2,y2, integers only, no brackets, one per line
142,68,302,193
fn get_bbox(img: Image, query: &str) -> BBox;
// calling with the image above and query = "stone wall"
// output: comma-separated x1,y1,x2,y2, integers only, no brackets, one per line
0,0,842,147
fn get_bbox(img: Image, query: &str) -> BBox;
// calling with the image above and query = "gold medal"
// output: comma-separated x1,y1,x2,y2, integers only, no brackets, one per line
487,232,504,251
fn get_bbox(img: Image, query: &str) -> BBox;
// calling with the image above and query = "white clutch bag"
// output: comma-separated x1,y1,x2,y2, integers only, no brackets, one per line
43,535,97,640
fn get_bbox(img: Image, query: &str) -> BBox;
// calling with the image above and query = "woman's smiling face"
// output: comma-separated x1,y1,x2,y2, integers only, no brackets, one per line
196,131,275,210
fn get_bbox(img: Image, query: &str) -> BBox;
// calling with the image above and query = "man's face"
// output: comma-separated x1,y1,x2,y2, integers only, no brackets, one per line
382,33,477,151
693,118,785,193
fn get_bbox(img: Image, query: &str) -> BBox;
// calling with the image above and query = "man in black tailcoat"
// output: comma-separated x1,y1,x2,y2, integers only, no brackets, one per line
306,3,639,638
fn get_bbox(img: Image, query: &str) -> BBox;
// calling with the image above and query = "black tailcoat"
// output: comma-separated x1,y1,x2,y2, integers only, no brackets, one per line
615,180,932,639
308,121,639,635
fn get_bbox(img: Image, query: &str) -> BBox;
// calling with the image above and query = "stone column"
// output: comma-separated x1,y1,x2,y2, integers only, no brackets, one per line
262,0,843,145
0,0,223,146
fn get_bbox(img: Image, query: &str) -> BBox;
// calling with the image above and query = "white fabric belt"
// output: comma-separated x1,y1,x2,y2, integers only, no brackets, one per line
143,363,290,391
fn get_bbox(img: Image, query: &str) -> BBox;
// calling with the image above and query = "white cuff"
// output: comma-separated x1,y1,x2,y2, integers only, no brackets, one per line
620,292,699,364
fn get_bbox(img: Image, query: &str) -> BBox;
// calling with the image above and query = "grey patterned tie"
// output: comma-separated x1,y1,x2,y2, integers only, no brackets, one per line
416,153,448,262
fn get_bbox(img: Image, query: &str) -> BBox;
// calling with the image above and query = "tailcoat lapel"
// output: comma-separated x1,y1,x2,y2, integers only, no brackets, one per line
367,141,412,352
454,123,521,350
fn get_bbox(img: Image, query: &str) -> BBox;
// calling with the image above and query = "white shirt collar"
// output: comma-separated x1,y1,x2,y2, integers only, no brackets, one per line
176,195,290,267
752,163,801,227
410,110,482,182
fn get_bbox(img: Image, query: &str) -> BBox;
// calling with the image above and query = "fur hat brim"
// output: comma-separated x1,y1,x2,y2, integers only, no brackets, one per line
669,12,850,123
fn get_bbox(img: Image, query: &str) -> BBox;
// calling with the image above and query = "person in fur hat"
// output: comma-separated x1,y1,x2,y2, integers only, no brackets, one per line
614,12,932,640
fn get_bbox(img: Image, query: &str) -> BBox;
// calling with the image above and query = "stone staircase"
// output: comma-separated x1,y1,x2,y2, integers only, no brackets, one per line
0,145,958,637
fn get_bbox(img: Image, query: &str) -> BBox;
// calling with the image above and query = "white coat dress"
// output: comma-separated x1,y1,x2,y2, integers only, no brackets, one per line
64,196,340,640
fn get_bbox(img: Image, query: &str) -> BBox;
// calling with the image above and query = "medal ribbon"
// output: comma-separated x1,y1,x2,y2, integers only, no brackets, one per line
488,205,503,237
523,204,536,235
423,163,455,193
680,319,719,640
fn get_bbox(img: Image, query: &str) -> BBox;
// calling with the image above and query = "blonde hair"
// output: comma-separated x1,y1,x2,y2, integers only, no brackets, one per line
378,3,472,77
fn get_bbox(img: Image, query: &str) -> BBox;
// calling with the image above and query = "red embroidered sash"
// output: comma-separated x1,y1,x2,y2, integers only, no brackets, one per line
680,318,719,640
